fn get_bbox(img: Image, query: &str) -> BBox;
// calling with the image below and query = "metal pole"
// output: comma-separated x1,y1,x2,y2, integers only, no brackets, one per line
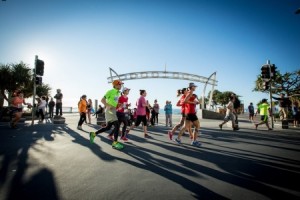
31,55,37,125
267,60,274,129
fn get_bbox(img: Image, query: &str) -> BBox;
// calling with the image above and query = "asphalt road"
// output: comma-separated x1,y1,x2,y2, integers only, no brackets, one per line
0,114,300,200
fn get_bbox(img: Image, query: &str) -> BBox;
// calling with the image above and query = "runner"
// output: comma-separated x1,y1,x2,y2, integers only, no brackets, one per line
89,80,124,150
218,96,236,130
254,99,272,130
77,95,87,130
174,83,201,146
128,90,149,138
9,90,30,128
168,88,192,140
107,87,131,142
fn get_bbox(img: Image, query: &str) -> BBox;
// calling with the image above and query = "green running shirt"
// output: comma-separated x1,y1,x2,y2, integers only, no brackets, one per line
258,103,269,116
104,88,120,108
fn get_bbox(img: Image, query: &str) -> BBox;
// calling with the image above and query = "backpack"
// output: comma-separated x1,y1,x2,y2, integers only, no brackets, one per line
234,98,241,109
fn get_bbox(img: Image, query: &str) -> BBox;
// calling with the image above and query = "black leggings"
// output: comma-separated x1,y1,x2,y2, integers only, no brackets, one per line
96,120,120,142
78,113,86,126
113,112,128,137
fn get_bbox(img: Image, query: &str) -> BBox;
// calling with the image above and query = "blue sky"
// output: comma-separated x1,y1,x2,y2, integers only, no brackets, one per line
0,0,299,109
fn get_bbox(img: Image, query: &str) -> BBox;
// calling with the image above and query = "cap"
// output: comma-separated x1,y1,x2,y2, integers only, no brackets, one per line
112,80,124,86
122,87,130,92
189,82,197,88
262,98,268,102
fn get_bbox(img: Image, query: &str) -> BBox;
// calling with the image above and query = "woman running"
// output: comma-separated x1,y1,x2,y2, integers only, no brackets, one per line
10,90,30,128
174,83,201,147
128,90,149,138
168,88,192,140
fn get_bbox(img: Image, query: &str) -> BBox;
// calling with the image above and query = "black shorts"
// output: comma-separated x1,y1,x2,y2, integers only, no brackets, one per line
10,107,22,114
249,113,254,117
261,115,268,122
186,113,198,122
135,115,147,126
181,113,186,118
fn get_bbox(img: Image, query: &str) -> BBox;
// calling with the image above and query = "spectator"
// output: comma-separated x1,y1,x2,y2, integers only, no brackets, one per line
153,99,160,125
292,102,299,127
87,99,93,124
164,100,172,127
37,96,47,123
54,89,63,116
248,102,255,122
48,98,55,118
272,93,292,120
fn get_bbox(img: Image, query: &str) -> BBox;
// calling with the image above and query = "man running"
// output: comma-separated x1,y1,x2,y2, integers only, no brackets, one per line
174,83,201,146
107,87,131,142
219,96,236,130
89,80,124,150
254,99,272,130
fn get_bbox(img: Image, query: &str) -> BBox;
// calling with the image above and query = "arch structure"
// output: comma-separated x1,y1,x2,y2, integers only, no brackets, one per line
108,68,217,110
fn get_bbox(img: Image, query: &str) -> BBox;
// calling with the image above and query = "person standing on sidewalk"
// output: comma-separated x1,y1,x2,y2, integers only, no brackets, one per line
174,83,201,147
248,102,255,122
272,93,291,120
292,102,299,127
153,99,160,125
54,89,63,116
87,99,93,124
89,80,124,150
77,95,87,130
254,99,272,130
48,98,55,118
164,101,172,127
37,96,47,123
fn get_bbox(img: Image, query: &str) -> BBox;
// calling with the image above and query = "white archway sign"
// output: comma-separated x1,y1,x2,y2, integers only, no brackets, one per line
108,68,217,110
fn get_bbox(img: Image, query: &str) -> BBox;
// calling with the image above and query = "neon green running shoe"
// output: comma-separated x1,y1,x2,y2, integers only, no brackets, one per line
89,132,96,144
112,141,124,150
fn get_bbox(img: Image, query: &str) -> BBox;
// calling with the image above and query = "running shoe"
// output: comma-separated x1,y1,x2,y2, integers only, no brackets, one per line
191,140,202,147
89,132,96,143
174,137,182,145
168,131,173,140
120,136,128,142
77,126,82,130
112,141,124,150
219,124,222,130
107,135,114,141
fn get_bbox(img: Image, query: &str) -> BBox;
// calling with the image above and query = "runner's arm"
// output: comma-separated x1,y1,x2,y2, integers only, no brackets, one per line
184,93,194,104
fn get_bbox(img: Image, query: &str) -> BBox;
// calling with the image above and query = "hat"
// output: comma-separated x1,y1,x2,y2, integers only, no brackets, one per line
189,82,197,88
112,80,123,86
122,87,130,92
262,98,268,102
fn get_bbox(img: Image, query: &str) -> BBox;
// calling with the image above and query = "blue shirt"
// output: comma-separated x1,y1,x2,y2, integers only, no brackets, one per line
164,104,172,114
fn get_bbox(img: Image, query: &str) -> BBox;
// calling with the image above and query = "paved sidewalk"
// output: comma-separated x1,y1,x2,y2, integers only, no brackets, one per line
0,114,300,200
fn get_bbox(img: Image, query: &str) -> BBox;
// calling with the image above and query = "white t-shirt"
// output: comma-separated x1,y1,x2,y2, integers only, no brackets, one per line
38,100,47,110
226,101,233,115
